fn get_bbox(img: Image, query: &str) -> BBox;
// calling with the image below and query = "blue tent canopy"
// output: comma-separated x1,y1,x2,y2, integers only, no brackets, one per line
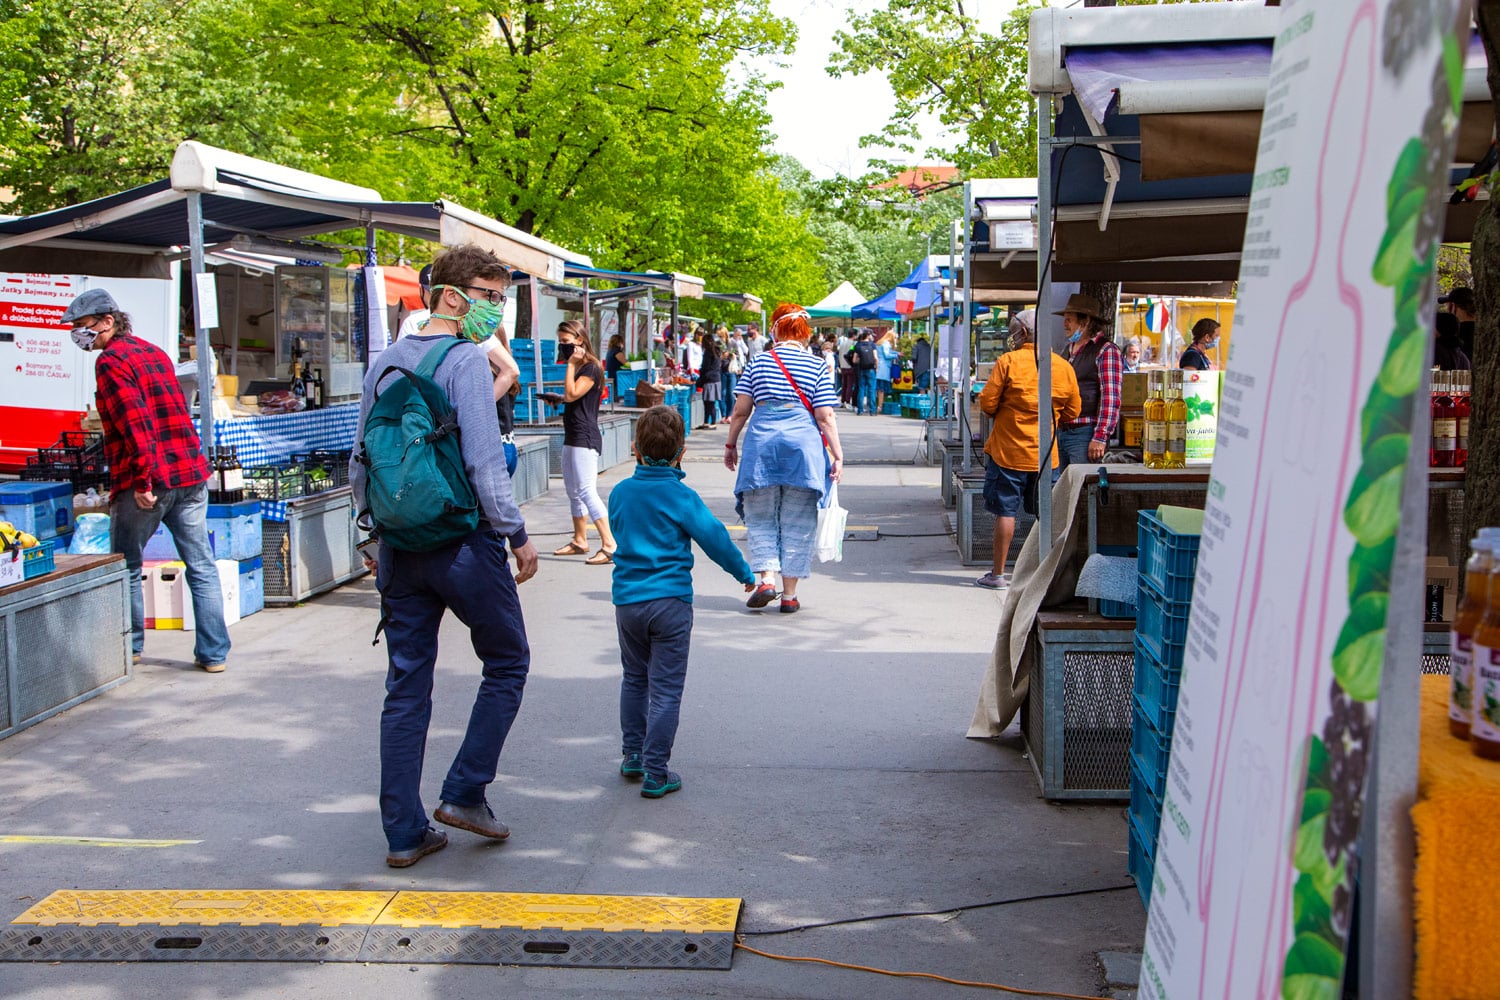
851,257,985,321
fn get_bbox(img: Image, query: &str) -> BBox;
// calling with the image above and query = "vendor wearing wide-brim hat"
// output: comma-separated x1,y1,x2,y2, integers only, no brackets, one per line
1052,292,1123,470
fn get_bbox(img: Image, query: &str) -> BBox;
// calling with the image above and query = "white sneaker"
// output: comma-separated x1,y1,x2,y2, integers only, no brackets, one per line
975,573,1010,590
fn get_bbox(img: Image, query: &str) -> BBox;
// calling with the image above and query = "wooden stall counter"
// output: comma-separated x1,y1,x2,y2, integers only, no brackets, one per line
0,553,132,741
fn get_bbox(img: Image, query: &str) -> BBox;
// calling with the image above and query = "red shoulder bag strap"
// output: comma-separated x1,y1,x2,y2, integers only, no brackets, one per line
768,347,830,449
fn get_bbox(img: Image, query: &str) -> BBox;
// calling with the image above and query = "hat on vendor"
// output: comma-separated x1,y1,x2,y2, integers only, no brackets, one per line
61,288,120,324
1052,293,1105,321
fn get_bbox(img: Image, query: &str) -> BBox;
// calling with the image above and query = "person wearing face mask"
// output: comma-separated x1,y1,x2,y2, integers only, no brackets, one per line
61,288,231,674
1179,319,1220,371
1056,293,1123,469
349,244,540,869
550,319,618,565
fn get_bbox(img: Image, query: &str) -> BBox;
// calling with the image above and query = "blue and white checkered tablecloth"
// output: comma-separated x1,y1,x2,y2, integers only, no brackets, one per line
213,404,361,467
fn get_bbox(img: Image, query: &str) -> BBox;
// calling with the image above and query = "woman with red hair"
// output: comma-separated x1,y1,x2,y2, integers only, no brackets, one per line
723,304,844,614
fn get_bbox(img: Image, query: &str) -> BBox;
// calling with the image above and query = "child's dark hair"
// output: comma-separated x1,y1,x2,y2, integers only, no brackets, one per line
635,405,685,462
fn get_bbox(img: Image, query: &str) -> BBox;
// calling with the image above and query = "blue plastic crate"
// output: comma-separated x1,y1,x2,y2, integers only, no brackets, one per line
1132,634,1181,731
206,500,263,562
1128,813,1156,909
1138,510,1201,600
1100,597,1137,620
0,480,73,539
21,538,57,579
881,401,902,415
1130,755,1164,844
1136,575,1191,667
1131,699,1172,785
238,556,264,618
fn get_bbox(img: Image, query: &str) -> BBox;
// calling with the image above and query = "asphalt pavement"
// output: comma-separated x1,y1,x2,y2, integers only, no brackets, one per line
0,411,1145,999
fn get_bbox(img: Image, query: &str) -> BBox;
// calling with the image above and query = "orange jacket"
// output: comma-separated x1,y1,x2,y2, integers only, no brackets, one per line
978,347,1083,471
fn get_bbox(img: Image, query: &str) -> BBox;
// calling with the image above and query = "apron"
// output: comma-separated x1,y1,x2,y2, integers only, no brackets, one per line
734,401,830,520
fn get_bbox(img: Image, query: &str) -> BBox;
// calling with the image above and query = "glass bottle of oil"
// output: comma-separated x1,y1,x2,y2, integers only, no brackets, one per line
1470,545,1500,760
1451,536,1493,739
1143,370,1167,469
1163,371,1188,469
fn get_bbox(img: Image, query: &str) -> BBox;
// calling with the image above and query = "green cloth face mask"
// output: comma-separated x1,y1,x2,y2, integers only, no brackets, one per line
428,285,504,342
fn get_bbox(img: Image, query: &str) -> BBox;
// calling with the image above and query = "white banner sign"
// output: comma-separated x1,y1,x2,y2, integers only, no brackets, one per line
1141,2,1466,997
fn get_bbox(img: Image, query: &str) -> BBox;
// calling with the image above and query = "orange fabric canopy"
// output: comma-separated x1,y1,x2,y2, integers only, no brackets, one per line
349,263,423,309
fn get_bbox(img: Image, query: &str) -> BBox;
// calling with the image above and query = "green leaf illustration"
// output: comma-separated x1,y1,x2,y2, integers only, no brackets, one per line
1332,592,1389,701
1385,140,1424,214
1348,538,1396,599
1443,35,1464,114
1360,385,1413,444
1371,212,1419,286
1301,787,1332,824
1282,933,1345,1000
1293,811,1330,877
1293,873,1335,938
1343,435,1411,547
1306,735,1332,793
1375,326,1427,398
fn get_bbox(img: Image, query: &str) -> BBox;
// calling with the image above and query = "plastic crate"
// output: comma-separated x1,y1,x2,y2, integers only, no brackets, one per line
1100,597,1137,620
1132,634,1181,731
881,401,902,415
0,480,73,539
243,465,307,501
22,538,57,579
1128,812,1156,908
1138,510,1201,600
238,556,264,617
293,450,351,495
1129,756,1164,845
1136,575,1191,666
1131,700,1172,786
206,500,263,562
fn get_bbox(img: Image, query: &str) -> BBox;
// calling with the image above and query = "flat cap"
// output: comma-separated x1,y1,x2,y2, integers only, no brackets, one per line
61,288,120,325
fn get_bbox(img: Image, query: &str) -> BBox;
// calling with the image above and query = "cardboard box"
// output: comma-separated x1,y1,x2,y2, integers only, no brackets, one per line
1426,557,1459,623
148,562,186,629
183,559,242,631
1121,371,1150,409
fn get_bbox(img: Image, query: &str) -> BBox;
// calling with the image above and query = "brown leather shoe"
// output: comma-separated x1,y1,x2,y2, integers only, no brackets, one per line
386,827,447,868
434,801,510,840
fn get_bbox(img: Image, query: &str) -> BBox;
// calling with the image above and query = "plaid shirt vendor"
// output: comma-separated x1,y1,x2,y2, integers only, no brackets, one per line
62,288,230,674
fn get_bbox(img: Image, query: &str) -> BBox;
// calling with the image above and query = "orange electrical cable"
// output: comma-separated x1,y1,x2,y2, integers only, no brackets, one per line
733,939,1115,1000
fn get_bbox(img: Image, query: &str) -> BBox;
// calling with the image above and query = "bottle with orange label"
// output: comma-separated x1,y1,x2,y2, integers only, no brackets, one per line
1451,535,1494,738
1470,532,1500,760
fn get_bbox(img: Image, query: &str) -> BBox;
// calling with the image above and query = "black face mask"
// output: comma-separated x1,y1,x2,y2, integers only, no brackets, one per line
556,342,577,363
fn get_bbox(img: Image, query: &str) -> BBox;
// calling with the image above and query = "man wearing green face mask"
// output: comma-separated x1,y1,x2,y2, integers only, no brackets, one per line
349,243,539,869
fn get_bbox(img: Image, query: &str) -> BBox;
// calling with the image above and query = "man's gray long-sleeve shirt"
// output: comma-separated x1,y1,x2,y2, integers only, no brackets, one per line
349,334,529,549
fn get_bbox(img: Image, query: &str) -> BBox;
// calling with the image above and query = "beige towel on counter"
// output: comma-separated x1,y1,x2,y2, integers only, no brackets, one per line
966,465,1095,738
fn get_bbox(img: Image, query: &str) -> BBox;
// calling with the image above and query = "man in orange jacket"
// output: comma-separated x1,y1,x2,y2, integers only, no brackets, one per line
975,310,1082,589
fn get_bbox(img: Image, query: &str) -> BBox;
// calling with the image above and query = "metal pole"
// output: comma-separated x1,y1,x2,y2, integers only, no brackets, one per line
646,292,657,383
960,181,975,472
529,277,543,423
1035,94,1056,557
187,192,215,452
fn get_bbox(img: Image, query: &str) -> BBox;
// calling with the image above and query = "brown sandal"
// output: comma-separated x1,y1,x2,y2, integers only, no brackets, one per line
585,549,615,565
553,541,589,556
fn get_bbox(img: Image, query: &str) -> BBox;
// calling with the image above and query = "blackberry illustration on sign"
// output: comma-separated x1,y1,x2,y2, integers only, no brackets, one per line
1139,2,1468,998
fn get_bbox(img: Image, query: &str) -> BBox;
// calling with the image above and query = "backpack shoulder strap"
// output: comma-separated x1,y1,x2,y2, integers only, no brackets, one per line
415,336,465,380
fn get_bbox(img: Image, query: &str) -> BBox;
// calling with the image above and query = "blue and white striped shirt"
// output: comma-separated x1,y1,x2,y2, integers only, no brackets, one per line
736,342,838,408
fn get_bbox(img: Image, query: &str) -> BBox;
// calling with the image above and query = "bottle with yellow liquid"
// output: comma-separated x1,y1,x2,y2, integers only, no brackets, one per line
1163,370,1187,469
1451,536,1493,738
1143,370,1167,469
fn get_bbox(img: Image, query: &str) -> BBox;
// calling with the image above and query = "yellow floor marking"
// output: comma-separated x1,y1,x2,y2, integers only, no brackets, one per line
0,836,201,848
13,890,396,928
373,891,741,933
12,889,741,934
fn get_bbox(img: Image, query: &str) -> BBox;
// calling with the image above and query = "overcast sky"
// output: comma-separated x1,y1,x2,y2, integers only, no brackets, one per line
758,0,1023,178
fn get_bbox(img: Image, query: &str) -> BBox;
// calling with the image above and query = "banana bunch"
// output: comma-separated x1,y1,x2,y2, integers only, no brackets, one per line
0,521,40,552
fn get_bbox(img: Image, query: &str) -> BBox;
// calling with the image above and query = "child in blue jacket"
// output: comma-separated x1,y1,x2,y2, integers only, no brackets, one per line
608,405,755,797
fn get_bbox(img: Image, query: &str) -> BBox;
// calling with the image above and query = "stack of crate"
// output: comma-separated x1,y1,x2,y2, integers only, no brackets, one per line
511,340,565,420
1128,509,1201,907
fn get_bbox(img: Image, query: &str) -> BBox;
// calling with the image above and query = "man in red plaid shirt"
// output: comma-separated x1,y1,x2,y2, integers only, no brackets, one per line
63,288,230,673
1054,293,1123,470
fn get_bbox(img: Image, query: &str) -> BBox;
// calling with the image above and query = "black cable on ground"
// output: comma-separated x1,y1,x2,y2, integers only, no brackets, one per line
737,882,1136,937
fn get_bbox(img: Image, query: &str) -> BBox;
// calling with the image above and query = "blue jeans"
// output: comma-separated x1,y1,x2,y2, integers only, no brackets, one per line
720,372,738,421
617,597,693,780
857,369,878,414
1058,424,1097,473
375,529,530,850
742,485,820,579
915,371,931,391
111,482,230,665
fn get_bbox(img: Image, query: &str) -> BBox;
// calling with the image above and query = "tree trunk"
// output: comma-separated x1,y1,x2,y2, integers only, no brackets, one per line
1464,9,1500,552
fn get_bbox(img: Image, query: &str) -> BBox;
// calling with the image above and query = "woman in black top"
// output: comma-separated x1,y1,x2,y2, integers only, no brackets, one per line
1179,318,1220,370
553,320,617,564
697,336,723,428
605,334,627,393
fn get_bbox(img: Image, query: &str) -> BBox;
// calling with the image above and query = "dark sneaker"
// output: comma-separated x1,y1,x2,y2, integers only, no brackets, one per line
746,584,780,609
620,753,645,779
194,659,227,673
641,771,682,799
386,827,447,868
433,800,510,840
779,597,800,614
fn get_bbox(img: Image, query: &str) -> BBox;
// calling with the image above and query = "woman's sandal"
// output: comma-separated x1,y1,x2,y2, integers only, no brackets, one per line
553,541,589,556
746,583,780,609
585,548,615,565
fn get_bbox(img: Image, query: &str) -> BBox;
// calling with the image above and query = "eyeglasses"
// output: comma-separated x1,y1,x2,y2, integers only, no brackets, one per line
464,286,508,306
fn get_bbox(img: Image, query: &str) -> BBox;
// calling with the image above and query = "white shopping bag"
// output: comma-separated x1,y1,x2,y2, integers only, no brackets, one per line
815,483,847,563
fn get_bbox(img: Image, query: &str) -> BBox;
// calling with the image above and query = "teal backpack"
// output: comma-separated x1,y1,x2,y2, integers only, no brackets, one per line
356,338,479,551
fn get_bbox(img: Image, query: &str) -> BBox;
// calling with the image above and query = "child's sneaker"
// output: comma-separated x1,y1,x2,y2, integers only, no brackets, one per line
620,752,645,779
641,771,682,799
